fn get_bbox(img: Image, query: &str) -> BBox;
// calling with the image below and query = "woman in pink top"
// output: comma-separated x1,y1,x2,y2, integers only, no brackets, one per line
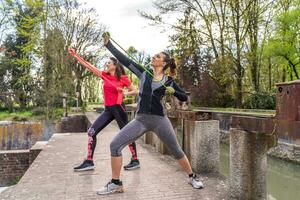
69,49,140,171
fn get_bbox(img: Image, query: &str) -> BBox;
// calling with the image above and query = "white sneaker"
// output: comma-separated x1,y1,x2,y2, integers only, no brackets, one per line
189,174,204,189
97,181,124,195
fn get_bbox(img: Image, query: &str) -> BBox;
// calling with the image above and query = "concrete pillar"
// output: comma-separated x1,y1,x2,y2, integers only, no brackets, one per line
144,132,153,145
185,120,220,173
152,133,160,152
142,131,169,155
229,128,268,200
169,117,184,149
127,110,135,121
62,93,68,117
154,136,169,155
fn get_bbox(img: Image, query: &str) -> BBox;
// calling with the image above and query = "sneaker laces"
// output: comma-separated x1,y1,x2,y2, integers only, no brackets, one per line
131,159,137,164
128,159,135,165
192,174,199,181
104,181,111,188
82,159,88,164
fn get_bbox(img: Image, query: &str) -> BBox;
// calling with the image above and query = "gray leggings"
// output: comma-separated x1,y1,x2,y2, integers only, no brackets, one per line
110,114,185,160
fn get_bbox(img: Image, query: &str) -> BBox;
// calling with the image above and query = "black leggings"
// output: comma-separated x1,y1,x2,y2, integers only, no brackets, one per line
86,104,138,160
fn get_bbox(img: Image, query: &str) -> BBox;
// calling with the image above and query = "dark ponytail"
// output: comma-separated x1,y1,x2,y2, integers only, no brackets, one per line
161,52,176,76
110,57,125,80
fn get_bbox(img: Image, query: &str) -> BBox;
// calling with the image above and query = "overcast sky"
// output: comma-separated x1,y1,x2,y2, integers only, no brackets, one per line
80,0,174,55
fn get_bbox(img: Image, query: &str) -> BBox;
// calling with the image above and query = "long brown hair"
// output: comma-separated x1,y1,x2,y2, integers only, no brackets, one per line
110,57,125,80
161,52,176,76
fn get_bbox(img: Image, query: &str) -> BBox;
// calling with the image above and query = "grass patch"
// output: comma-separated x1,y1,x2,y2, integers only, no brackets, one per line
0,110,33,121
86,102,104,112
192,106,275,116
8,176,21,186
0,107,73,121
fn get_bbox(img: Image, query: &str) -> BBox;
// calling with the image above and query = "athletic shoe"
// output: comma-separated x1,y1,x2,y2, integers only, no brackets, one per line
123,158,140,170
97,181,124,195
189,174,204,189
73,160,94,172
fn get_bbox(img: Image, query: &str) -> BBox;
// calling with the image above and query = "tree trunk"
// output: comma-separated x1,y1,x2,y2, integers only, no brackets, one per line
18,90,27,109
76,79,83,107
236,60,242,108
282,67,286,82
234,0,242,108
268,57,272,91
248,0,259,92
291,63,299,79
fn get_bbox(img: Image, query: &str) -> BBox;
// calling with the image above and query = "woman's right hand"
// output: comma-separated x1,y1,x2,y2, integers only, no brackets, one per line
102,32,110,45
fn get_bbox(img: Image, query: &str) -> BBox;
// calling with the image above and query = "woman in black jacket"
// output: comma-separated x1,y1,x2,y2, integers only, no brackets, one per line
97,33,204,195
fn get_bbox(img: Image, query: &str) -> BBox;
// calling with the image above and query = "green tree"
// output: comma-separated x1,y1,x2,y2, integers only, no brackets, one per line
140,0,279,108
267,2,300,81
0,35,15,110
0,0,45,109
50,0,106,107
168,8,203,97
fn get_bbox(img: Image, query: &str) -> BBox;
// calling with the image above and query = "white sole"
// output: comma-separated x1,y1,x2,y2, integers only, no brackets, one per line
97,187,124,195
124,165,140,170
189,182,204,189
73,166,95,172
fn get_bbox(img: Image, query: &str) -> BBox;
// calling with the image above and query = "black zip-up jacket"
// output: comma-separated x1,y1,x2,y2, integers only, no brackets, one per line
105,40,187,116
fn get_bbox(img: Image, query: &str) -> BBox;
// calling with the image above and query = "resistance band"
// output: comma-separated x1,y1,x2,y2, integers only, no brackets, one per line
109,36,169,89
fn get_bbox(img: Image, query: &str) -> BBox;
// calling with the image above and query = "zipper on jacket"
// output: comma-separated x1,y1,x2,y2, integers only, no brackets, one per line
149,85,153,114
150,77,171,115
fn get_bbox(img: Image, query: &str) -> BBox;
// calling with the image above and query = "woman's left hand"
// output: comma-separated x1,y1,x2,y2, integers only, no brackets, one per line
117,87,124,92
166,86,175,95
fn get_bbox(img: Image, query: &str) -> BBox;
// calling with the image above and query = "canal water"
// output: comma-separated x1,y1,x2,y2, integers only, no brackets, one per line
220,143,300,200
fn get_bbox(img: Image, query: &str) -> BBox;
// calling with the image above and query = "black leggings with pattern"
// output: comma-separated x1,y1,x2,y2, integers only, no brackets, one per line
86,104,137,161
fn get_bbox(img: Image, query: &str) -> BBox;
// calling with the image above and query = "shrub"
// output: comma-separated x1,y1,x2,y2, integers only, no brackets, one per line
243,91,276,109
32,107,46,116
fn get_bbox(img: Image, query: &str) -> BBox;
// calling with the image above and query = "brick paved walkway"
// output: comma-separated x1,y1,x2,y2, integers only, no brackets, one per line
0,112,227,200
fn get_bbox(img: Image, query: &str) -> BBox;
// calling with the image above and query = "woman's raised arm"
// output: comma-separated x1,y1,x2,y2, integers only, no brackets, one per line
68,48,103,78
103,33,144,79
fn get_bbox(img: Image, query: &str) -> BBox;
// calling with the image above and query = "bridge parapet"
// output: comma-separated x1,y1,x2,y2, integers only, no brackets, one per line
229,80,300,200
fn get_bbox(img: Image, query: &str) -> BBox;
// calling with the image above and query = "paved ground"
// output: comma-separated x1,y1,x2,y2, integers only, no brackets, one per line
0,112,227,200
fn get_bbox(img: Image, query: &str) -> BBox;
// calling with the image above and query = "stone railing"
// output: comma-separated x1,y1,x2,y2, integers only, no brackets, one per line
136,108,276,200
139,109,220,174
0,141,47,186
0,114,89,187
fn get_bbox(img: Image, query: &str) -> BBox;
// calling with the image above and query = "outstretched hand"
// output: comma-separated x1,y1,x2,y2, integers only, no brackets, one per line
68,47,76,55
102,32,110,45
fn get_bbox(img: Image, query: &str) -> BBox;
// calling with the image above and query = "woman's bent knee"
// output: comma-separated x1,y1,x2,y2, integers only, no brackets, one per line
87,127,96,137
110,140,122,157
174,149,185,160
